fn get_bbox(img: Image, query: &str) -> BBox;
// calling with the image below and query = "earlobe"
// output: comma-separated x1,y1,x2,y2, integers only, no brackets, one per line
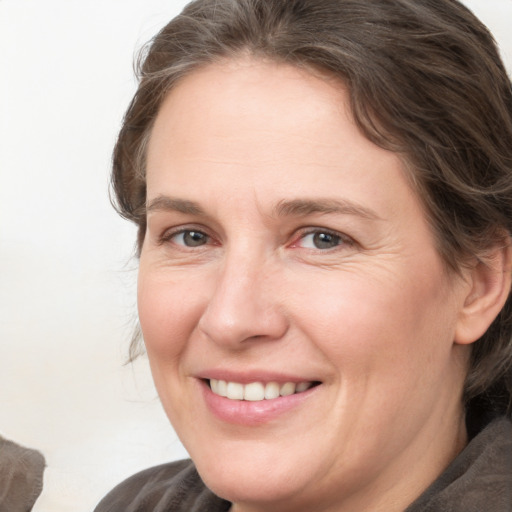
454,241,512,345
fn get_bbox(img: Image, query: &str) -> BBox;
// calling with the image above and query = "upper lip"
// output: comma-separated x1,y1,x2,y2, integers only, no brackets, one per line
195,369,321,384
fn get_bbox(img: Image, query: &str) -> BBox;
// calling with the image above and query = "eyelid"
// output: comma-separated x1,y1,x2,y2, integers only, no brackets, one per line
289,227,355,249
155,223,354,251
157,224,215,246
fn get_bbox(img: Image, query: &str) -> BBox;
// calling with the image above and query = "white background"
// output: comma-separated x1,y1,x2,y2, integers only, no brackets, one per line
1,1,511,511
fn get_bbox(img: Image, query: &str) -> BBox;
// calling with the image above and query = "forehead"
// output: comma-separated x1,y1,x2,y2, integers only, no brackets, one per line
147,58,353,164
145,58,422,224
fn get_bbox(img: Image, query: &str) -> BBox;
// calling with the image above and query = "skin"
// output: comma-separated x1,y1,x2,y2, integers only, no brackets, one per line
138,58,489,512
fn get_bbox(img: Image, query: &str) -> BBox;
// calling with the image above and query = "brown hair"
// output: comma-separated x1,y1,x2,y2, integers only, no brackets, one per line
112,0,512,420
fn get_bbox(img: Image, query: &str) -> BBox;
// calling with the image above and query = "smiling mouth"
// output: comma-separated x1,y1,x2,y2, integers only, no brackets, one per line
208,379,320,401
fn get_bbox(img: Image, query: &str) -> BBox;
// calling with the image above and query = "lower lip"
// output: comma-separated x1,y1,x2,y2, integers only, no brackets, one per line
200,380,319,426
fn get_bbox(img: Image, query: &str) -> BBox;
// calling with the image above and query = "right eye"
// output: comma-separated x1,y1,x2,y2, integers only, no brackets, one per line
166,229,210,247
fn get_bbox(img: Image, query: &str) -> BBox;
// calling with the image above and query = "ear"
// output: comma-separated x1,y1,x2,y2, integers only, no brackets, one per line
455,241,512,345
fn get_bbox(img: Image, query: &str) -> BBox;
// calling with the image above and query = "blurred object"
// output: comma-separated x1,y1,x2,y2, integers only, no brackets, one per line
0,436,45,512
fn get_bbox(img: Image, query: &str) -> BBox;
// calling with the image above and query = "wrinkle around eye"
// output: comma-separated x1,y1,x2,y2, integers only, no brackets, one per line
143,220,221,263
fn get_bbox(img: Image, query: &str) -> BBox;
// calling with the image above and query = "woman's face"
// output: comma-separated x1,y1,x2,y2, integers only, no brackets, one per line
139,59,471,512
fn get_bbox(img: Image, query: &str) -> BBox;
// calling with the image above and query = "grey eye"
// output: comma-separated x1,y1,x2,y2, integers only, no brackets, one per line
175,230,209,247
313,232,341,249
300,232,342,249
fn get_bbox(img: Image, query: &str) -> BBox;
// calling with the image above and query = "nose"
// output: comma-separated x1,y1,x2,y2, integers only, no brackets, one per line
198,251,289,348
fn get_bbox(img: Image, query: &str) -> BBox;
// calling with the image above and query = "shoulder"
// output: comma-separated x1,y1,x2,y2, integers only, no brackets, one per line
94,459,230,512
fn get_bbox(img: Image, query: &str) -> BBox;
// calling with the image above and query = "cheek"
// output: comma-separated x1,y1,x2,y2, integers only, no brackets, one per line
137,270,201,361
136,270,205,423
292,264,457,384
292,266,461,458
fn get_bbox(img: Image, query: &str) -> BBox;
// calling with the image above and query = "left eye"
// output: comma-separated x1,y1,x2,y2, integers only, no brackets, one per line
171,230,209,247
298,231,343,250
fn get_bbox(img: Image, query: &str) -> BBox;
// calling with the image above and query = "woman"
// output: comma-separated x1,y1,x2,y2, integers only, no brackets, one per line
95,0,512,510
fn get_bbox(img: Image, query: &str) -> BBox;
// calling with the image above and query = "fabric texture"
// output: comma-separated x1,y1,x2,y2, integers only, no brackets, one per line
94,459,230,512
94,417,512,512
0,436,46,512
405,417,512,512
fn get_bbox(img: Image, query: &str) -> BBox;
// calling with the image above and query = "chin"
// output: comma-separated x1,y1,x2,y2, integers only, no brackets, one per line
201,470,300,509
192,444,313,506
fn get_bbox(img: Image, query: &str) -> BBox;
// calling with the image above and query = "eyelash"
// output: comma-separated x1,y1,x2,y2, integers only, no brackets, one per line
158,226,354,252
158,226,213,247
290,228,354,251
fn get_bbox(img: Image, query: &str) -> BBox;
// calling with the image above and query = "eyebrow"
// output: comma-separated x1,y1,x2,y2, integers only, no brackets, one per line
146,196,205,216
145,195,381,221
273,198,381,220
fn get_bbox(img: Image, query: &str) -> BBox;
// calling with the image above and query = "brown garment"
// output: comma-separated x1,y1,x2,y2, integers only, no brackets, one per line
0,436,45,512
405,417,512,512
95,417,512,512
94,460,229,512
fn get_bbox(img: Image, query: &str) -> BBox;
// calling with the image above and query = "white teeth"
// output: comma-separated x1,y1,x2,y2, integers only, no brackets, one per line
296,381,311,393
226,382,244,400
210,379,219,394
264,382,280,400
244,382,265,401
209,379,314,401
279,382,296,396
210,379,227,397
217,379,227,397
